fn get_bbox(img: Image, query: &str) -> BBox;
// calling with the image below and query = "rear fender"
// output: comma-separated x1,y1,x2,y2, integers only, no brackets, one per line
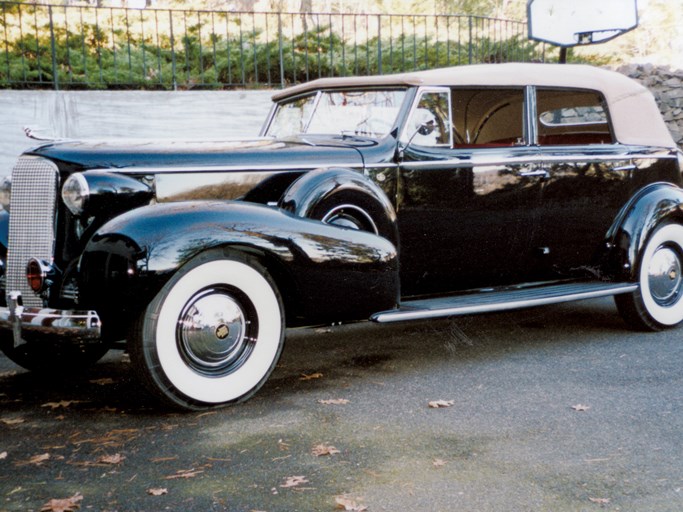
606,182,683,280
79,201,399,333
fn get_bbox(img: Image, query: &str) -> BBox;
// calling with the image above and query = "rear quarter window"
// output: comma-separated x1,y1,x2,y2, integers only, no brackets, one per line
536,89,614,145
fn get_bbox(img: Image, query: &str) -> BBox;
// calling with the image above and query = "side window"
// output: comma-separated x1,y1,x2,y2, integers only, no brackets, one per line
536,89,613,145
451,88,525,147
404,90,452,147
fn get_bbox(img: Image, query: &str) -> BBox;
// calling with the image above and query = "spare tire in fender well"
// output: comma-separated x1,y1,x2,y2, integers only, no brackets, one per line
278,167,399,248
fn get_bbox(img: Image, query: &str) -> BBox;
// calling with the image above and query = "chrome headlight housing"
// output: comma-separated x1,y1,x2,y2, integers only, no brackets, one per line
61,173,90,216
61,171,153,218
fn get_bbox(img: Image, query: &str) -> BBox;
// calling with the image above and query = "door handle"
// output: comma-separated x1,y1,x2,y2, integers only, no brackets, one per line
612,164,637,172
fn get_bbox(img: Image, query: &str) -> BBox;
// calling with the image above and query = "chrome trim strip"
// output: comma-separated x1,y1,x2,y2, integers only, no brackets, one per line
398,152,655,170
89,162,366,174
371,283,638,323
2,292,101,347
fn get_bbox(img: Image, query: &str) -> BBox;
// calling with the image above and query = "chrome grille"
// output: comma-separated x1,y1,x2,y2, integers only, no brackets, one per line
7,156,59,307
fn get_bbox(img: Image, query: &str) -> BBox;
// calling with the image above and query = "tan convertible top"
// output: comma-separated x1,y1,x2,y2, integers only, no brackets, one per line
272,63,675,148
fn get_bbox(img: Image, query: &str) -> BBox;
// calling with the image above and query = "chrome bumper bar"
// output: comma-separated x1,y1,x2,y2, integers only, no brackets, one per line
0,292,101,348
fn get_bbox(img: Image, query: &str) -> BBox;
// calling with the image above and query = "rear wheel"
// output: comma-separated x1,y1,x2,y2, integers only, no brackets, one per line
616,223,683,331
130,251,284,410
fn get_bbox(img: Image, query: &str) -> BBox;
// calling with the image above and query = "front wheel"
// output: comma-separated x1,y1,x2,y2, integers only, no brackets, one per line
616,223,683,331
130,251,284,410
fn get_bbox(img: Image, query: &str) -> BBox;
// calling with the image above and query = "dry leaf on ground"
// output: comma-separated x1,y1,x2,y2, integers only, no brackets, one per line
19,453,51,466
89,378,115,386
280,475,309,488
98,453,126,465
589,497,610,504
300,372,324,381
147,488,168,496
0,451,7,460
312,444,341,457
432,458,447,467
335,496,368,511
1,417,25,426
40,493,83,512
572,404,591,412
41,401,85,410
428,400,454,408
318,399,350,405
165,468,204,480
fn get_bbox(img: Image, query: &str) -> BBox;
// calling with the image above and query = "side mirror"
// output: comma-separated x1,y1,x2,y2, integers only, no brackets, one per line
417,120,436,136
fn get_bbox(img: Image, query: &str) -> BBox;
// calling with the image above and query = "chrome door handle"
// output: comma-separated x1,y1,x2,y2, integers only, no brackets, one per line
612,164,637,172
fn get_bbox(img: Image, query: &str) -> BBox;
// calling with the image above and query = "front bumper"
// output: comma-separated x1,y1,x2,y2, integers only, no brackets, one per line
0,292,101,348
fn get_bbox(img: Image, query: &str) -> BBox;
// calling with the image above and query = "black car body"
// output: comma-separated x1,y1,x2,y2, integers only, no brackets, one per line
1,63,682,409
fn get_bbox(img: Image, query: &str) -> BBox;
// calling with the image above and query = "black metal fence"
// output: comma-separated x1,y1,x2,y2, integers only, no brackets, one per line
0,2,546,90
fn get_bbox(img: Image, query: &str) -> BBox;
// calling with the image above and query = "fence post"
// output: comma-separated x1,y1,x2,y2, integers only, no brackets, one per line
377,14,382,75
169,10,176,90
48,6,59,90
278,13,284,88
468,16,473,64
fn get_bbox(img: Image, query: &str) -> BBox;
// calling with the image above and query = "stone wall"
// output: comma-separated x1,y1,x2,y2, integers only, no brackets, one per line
617,64,683,147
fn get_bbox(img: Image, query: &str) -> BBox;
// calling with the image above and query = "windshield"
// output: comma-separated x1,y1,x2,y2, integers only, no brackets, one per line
265,89,407,138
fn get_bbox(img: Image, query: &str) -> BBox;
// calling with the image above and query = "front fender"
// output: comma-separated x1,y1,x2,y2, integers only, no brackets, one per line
79,201,399,332
607,182,683,280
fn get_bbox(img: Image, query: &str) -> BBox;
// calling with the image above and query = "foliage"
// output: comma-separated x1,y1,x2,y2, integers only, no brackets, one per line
0,4,544,90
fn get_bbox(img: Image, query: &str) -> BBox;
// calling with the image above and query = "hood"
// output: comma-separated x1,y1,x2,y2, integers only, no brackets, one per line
26,135,369,172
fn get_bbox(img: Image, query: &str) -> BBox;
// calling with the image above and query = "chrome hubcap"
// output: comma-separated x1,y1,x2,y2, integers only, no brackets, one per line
177,287,255,376
648,245,683,306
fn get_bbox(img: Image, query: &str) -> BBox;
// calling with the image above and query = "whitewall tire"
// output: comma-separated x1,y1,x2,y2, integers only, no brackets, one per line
131,251,284,409
616,223,683,331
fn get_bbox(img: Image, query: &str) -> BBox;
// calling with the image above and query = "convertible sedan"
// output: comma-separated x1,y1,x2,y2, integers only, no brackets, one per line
1,63,682,409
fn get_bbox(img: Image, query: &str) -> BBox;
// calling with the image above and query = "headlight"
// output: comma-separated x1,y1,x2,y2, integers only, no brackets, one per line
61,173,90,216
61,171,153,218
0,175,11,210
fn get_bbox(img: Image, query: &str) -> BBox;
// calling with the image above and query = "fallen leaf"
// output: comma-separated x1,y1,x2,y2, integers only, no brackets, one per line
589,497,610,504
1,417,25,426
318,399,350,405
98,453,125,465
41,401,85,410
0,451,7,460
89,378,114,386
280,475,309,488
572,404,591,412
432,458,447,467
335,496,368,511
22,453,50,466
150,456,178,463
147,488,168,496
165,468,204,480
300,372,324,381
428,400,455,408
40,493,83,512
312,443,341,457
278,439,290,451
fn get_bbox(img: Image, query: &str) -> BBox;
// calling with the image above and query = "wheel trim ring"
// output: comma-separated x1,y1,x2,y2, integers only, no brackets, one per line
155,260,282,404
321,204,379,234
640,225,683,326
176,287,257,377
647,245,683,306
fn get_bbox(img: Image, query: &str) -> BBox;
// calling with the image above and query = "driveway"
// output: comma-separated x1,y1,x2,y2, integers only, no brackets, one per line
1,297,682,511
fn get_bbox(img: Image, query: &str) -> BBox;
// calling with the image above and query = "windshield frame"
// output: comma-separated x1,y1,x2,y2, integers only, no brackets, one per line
261,87,409,139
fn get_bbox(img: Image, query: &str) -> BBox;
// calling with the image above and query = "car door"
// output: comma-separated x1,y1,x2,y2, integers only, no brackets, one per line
397,86,544,296
529,87,636,280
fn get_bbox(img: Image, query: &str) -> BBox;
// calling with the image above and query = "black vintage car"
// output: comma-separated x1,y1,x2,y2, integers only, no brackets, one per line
1,63,682,409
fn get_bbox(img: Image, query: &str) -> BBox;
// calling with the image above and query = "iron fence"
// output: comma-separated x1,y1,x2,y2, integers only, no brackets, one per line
0,2,546,90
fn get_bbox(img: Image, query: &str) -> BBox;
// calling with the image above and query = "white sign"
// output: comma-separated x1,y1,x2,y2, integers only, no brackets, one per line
528,0,639,47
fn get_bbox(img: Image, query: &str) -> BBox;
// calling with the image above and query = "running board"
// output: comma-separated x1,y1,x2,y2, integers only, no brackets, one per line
371,281,638,323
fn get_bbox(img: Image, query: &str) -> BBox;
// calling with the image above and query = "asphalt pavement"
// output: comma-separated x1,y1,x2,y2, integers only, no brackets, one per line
1,297,682,511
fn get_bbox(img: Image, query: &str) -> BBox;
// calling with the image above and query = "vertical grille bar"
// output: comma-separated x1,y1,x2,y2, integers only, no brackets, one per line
7,156,59,307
